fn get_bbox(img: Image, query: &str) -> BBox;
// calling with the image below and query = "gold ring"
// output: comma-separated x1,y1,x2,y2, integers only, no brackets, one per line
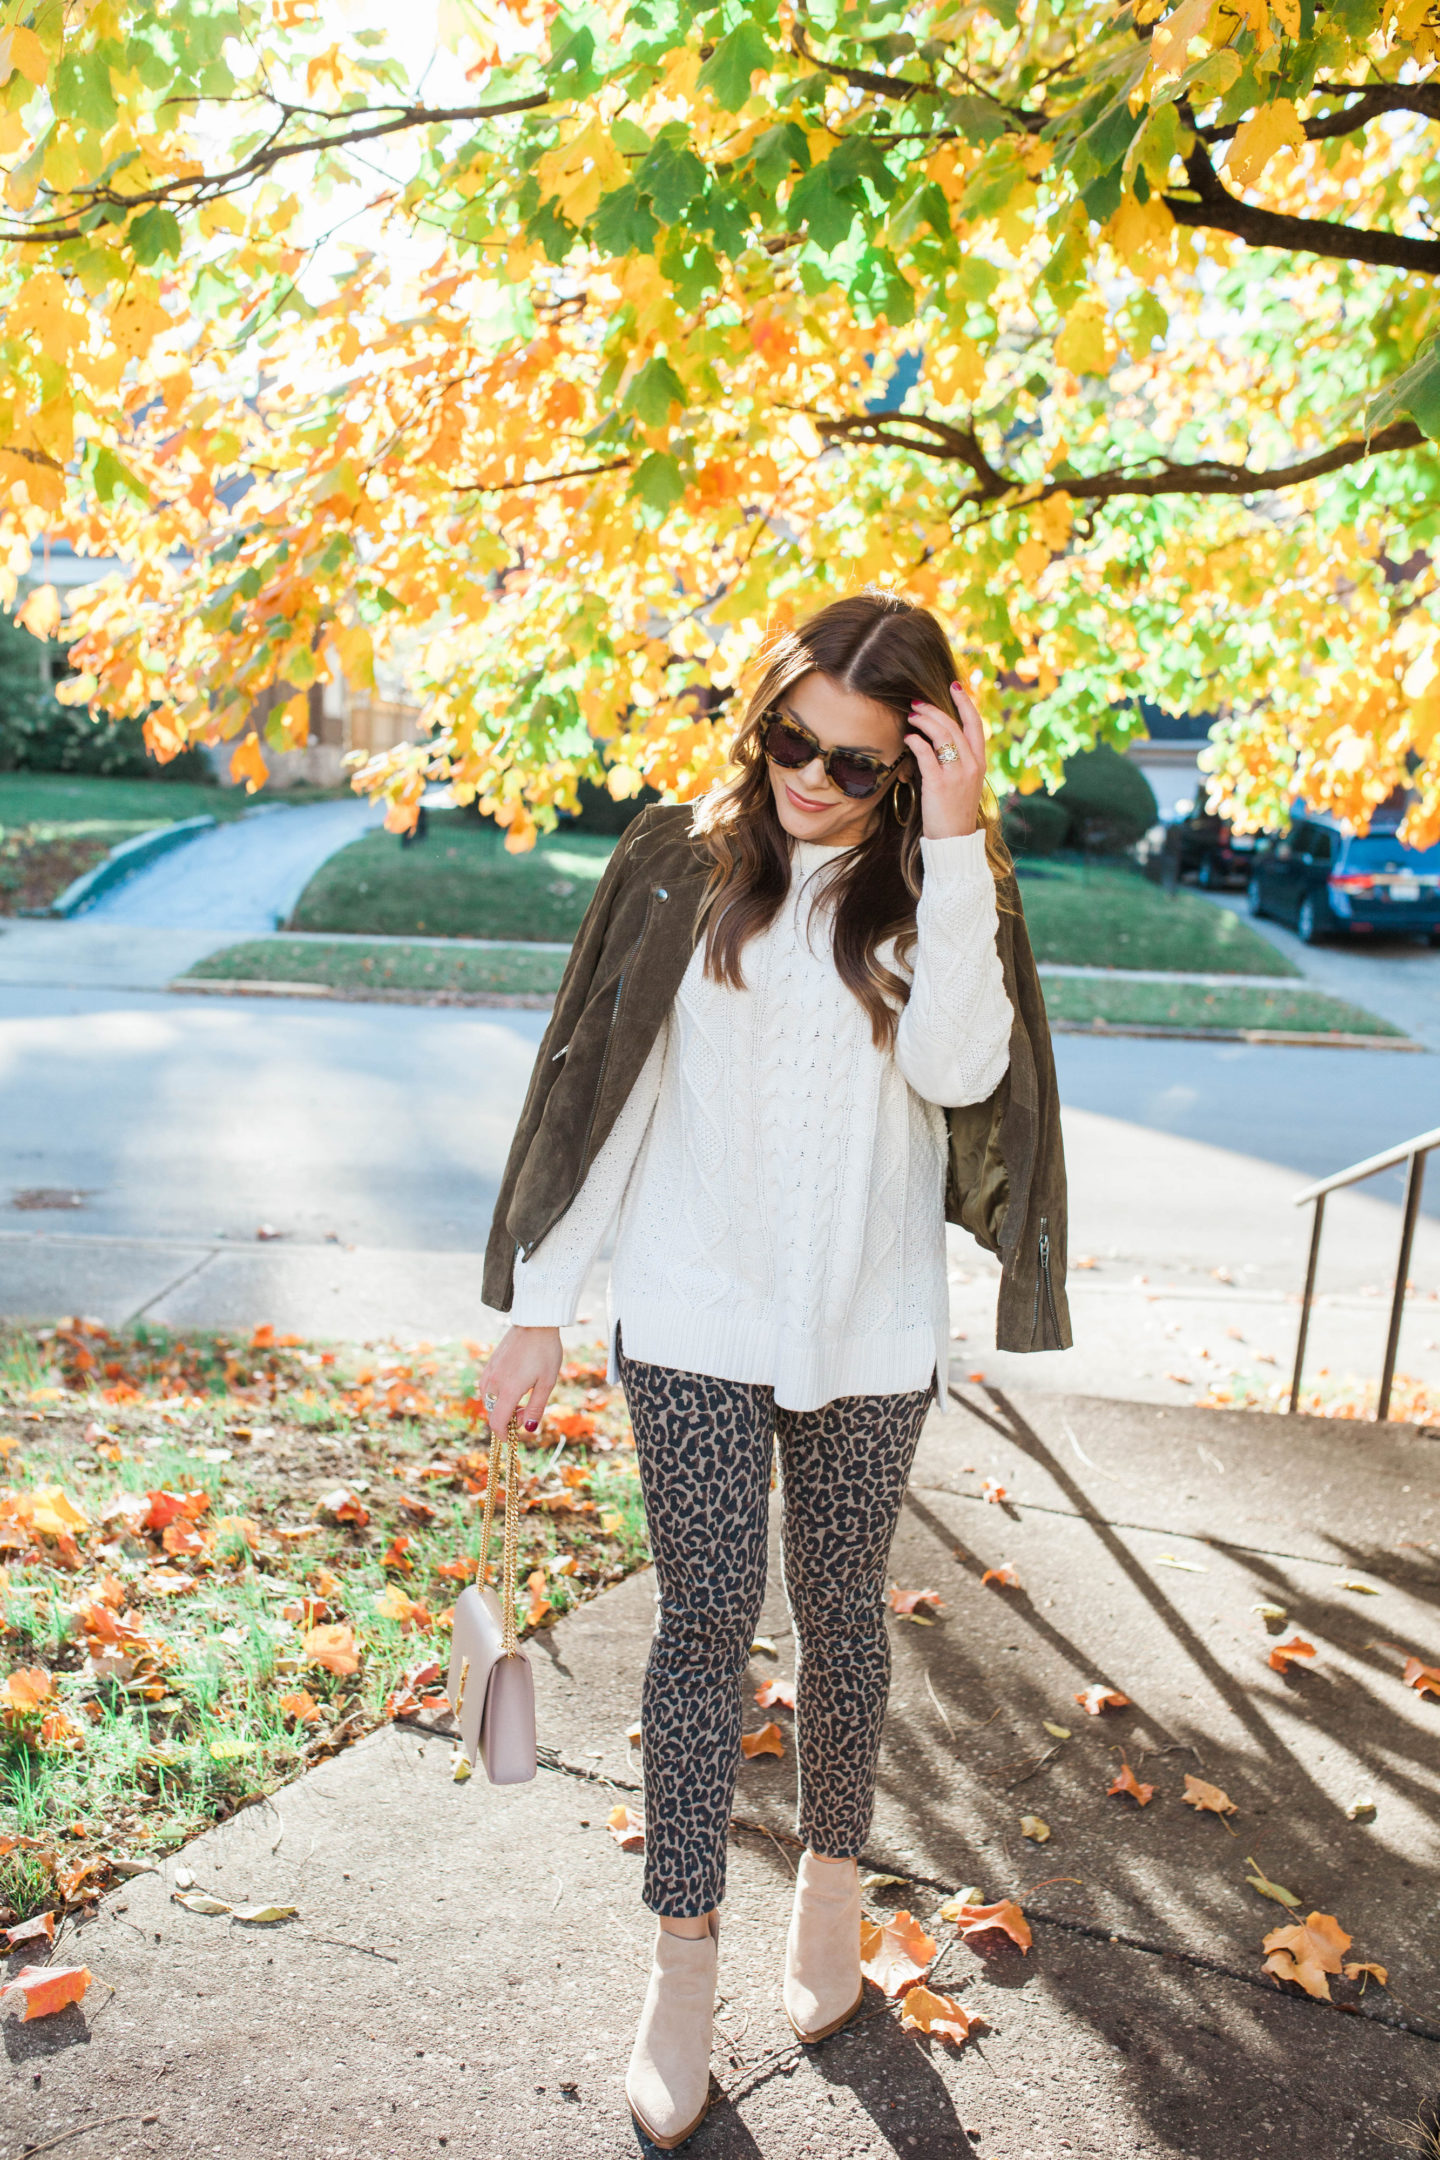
936,742,961,765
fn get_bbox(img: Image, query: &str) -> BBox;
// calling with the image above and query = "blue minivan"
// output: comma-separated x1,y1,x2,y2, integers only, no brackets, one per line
1247,808,1440,945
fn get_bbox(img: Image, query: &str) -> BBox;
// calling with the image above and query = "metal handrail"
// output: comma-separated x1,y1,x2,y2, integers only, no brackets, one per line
1290,1124,1440,1420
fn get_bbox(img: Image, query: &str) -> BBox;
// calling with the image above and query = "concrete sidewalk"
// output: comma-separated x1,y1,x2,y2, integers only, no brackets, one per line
5,1390,1437,2158
78,797,382,933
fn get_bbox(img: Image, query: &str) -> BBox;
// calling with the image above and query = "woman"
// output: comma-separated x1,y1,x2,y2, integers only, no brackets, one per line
479,589,1070,2150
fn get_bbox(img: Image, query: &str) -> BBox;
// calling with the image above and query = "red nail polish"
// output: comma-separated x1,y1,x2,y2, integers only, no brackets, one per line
524,1418,539,1432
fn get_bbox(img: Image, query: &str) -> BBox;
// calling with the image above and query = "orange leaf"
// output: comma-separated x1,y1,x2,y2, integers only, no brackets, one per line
1183,1775,1236,1816
278,1689,321,1725
754,1676,795,1710
0,1963,92,2020
859,1910,937,1995
436,1558,472,1581
229,733,269,793
1074,1685,1129,1715
3,1911,55,1950
524,1569,552,1627
981,1563,1020,1588
1262,1911,1351,2000
1267,1635,1316,1673
374,1586,432,1631
607,1803,645,1850
1402,1656,1440,1699
898,1984,983,2044
317,1487,370,1528
1107,1761,1154,1806
382,1535,413,1572
951,1899,1032,1953
740,1720,784,1759
1344,1960,1387,1985
304,1623,360,1674
982,1478,1008,1503
545,1410,597,1440
2,1666,54,1715
889,1584,945,1616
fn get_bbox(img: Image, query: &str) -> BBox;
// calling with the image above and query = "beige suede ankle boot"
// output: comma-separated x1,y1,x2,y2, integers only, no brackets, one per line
624,1915,719,2150
783,1852,864,2043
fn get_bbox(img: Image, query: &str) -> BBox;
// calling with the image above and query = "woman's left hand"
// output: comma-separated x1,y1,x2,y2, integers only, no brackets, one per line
905,678,987,840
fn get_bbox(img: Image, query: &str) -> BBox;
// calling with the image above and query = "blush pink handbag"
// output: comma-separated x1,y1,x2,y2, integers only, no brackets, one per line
445,1414,536,1783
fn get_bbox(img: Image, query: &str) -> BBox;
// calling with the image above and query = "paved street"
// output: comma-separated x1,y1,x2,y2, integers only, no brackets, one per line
1202,888,1440,1051
2,984,1437,1403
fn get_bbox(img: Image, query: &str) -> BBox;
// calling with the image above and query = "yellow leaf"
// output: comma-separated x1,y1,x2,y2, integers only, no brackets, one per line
1226,99,1306,191
1106,192,1174,276
928,334,985,404
14,585,63,641
1054,296,1113,377
1014,537,1051,585
0,26,51,85
1019,1814,1051,1842
7,271,87,364
534,116,626,226
1034,493,1073,553
1147,0,1216,90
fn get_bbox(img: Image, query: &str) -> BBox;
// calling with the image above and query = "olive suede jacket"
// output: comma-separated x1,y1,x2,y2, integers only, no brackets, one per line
482,805,1072,1354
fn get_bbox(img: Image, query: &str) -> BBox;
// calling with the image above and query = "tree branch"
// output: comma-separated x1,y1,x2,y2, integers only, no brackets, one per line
1199,81,1440,146
0,93,553,245
814,411,1426,506
452,456,633,494
1164,136,1440,277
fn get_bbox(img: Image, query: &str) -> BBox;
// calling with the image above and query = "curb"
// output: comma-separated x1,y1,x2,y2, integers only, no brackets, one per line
167,976,556,1011
1050,1018,1424,1051
48,816,217,917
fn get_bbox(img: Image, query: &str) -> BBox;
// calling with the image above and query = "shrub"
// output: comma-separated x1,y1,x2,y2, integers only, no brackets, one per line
0,609,213,780
1001,793,1071,856
1052,743,1158,854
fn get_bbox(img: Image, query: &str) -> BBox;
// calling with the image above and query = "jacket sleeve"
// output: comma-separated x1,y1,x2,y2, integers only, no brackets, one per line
895,832,1012,1108
508,1026,666,1325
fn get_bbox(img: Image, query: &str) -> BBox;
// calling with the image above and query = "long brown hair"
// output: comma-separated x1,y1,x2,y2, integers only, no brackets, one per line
694,589,1012,1048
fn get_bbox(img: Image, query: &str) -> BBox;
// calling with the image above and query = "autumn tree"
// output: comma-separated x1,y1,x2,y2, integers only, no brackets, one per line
1,0,1438,843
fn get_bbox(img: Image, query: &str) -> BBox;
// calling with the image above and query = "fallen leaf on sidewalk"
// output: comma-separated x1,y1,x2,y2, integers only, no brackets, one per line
936,1888,983,1919
740,1721,784,1759
231,1904,298,1924
899,1985,983,2044
1403,1656,1440,1699
1267,1636,1316,1674
1184,1775,1237,1817
1251,1602,1287,1621
0,1964,92,2020
1074,1685,1129,1715
1043,1722,1071,1740
607,1804,644,1850
1107,1761,1153,1806
950,1899,1031,1953
981,1563,1020,1588
1262,1911,1351,2000
860,1911,936,1995
889,1585,945,1617
981,1478,1008,1504
1244,1858,1300,1909
2,1911,55,1950
1346,1795,1377,1820
1344,1960,1387,1986
754,1677,795,1710
305,1623,360,1674
1153,1553,1206,1572
1339,1579,1381,1595
1019,1815,1050,1842
860,1872,907,1890
172,1892,233,1914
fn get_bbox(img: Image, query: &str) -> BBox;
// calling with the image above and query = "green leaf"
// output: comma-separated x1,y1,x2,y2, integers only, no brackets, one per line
697,21,770,111
624,355,687,425
128,207,182,267
1368,339,1440,443
947,94,1010,147
630,451,685,511
745,121,810,195
787,160,858,250
89,445,149,508
637,124,705,224
592,184,658,256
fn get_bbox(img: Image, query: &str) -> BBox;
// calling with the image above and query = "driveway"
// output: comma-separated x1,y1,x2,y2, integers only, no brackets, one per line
1202,887,1440,1050
80,795,382,933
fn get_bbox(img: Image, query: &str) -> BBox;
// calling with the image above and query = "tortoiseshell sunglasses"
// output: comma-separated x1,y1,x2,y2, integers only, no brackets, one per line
761,710,908,800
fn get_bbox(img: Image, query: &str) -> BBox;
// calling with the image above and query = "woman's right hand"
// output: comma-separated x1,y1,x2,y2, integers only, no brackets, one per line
476,1325,564,1439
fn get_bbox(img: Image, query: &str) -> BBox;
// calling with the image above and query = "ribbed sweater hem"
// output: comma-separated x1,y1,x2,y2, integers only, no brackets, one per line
604,1294,947,1415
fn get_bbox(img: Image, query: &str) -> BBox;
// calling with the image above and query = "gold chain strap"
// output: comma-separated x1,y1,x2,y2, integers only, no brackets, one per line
476,1413,522,1656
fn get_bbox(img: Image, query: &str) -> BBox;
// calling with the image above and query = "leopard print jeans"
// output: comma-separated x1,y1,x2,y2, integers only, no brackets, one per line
618,1336,933,1918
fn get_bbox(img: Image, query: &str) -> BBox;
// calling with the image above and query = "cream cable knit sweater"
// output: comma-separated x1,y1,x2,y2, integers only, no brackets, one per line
508,830,1012,1412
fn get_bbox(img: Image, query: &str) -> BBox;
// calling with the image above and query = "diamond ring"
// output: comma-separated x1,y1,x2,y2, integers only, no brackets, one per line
936,742,961,765
483,1390,497,1410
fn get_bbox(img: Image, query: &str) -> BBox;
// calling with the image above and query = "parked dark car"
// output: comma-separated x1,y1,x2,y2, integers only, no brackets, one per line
1164,810,1258,889
1247,814,1440,944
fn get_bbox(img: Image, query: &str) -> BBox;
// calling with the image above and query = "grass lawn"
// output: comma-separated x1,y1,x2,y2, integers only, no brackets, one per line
0,772,347,828
181,937,568,1000
290,810,616,941
1043,975,1404,1036
0,1322,648,1925
1017,859,1297,977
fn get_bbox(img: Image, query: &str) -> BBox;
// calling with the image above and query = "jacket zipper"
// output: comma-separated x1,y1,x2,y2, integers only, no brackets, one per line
519,885,660,1260
1036,1214,1061,1346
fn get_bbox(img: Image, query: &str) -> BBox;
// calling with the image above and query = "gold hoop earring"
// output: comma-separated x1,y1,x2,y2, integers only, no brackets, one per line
892,779,915,823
